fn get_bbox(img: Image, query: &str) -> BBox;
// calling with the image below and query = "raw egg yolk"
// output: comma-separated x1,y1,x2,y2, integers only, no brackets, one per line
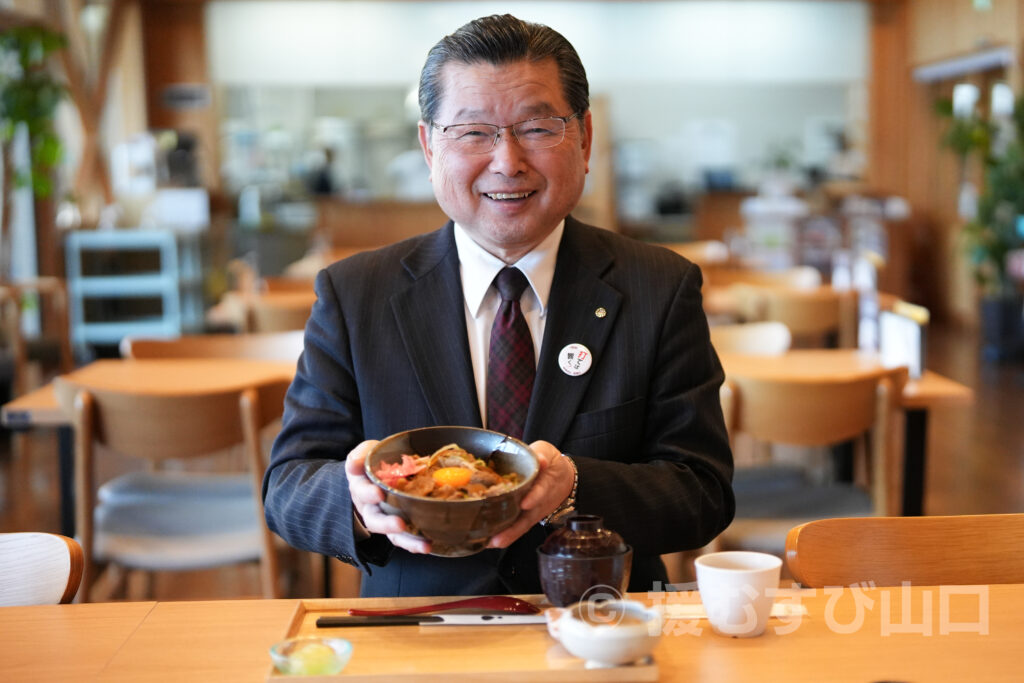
432,467,472,488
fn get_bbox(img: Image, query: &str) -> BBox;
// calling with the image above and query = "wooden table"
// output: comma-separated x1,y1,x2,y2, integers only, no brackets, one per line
52,358,296,394
2,586,1021,681
0,601,157,681
718,349,974,516
1,359,296,536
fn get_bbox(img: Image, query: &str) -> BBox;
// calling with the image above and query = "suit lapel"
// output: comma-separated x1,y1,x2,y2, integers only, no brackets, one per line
390,223,482,427
523,218,621,445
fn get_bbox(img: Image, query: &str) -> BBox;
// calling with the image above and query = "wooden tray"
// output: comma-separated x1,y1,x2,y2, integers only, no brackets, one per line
266,599,658,681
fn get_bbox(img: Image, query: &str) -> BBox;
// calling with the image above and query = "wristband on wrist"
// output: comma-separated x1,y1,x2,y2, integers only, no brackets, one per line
541,454,577,526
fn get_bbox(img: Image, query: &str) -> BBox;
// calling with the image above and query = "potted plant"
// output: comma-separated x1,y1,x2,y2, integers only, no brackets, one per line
0,23,67,284
937,93,1024,361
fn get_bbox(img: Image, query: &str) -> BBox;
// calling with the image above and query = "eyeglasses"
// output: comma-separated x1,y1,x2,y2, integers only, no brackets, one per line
430,113,580,155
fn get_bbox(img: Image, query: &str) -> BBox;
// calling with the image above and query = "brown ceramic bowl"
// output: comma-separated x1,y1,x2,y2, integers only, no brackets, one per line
365,426,539,557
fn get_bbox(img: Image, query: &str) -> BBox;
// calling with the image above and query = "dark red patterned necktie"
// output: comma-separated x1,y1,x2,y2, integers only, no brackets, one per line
486,267,535,439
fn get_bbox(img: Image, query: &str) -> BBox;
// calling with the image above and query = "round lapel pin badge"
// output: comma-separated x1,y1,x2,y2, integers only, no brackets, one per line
558,343,592,376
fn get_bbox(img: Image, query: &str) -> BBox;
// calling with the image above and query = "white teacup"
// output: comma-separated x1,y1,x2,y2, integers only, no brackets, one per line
695,551,782,637
546,599,662,668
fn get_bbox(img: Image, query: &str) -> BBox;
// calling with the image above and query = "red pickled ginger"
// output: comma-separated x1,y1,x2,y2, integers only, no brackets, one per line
375,454,427,487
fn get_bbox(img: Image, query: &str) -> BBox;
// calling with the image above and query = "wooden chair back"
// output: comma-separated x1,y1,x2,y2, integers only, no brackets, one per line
260,276,315,293
731,283,858,347
656,240,730,267
246,293,316,332
53,376,290,600
279,246,371,279
704,265,822,289
121,331,304,363
54,378,289,461
785,514,1024,587
721,365,907,515
0,277,74,396
710,321,791,356
0,532,84,605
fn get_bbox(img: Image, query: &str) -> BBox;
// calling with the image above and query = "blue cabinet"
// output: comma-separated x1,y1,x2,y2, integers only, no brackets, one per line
65,230,204,352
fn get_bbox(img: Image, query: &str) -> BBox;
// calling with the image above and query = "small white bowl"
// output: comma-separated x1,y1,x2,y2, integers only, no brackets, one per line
546,599,662,668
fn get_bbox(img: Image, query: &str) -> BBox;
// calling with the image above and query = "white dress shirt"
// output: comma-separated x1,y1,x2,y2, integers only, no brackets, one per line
453,221,563,426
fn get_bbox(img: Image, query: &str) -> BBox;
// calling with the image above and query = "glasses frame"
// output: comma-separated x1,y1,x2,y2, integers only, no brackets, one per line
430,112,581,155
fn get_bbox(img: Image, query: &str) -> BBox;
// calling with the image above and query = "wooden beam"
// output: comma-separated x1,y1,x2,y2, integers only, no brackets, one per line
867,0,910,196
0,9,48,31
48,0,122,205
94,0,129,114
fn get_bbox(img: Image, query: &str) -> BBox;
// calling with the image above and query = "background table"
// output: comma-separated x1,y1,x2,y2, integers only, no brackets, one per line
718,350,974,516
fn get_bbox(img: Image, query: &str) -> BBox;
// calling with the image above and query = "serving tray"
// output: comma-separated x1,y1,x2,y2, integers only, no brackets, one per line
266,599,658,681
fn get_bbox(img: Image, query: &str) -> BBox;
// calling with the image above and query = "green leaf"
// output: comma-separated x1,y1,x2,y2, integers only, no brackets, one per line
934,98,954,118
31,171,52,197
0,24,67,199
33,131,61,166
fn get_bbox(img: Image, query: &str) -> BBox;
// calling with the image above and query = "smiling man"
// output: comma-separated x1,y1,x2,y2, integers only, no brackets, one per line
419,57,591,264
263,14,734,598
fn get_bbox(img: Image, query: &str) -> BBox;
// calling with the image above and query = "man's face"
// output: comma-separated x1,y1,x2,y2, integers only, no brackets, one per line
418,58,592,262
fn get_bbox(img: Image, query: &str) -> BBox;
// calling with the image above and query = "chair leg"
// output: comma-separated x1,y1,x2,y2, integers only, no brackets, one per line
7,432,35,529
136,570,155,600
307,552,325,598
114,568,131,601
328,559,363,599
660,551,693,588
78,559,103,603
97,564,129,601
80,561,120,603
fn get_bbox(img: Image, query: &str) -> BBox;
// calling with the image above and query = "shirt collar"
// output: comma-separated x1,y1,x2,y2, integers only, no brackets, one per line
454,220,564,318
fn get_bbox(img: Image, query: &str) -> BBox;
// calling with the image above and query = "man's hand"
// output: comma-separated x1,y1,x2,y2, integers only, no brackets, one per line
345,440,431,554
488,440,574,548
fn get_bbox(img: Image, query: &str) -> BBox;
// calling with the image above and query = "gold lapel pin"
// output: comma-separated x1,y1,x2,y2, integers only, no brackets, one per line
594,307,607,318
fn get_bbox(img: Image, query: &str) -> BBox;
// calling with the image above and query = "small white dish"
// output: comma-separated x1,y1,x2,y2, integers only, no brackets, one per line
546,599,662,668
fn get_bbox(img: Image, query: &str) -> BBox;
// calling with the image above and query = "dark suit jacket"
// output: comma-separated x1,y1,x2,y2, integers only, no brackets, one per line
263,217,734,597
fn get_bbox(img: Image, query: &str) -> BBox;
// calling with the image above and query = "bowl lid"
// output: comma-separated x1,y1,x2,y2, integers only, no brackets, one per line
539,514,628,557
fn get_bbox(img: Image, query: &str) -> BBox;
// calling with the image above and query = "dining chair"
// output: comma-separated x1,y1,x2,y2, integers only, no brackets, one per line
280,245,370,279
730,283,858,348
709,321,792,356
703,265,822,289
54,375,290,601
0,532,84,605
656,240,730,267
715,365,907,559
120,330,305,363
1,278,76,517
246,292,316,333
785,513,1024,587
710,321,793,471
259,276,316,293
119,330,330,596
700,266,822,325
0,277,74,397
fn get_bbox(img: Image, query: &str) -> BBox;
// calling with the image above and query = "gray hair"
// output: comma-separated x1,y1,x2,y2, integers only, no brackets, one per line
418,14,589,126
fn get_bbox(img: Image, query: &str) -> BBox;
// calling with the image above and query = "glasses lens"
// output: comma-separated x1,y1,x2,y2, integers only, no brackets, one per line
513,117,566,150
440,123,498,154
436,116,572,155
